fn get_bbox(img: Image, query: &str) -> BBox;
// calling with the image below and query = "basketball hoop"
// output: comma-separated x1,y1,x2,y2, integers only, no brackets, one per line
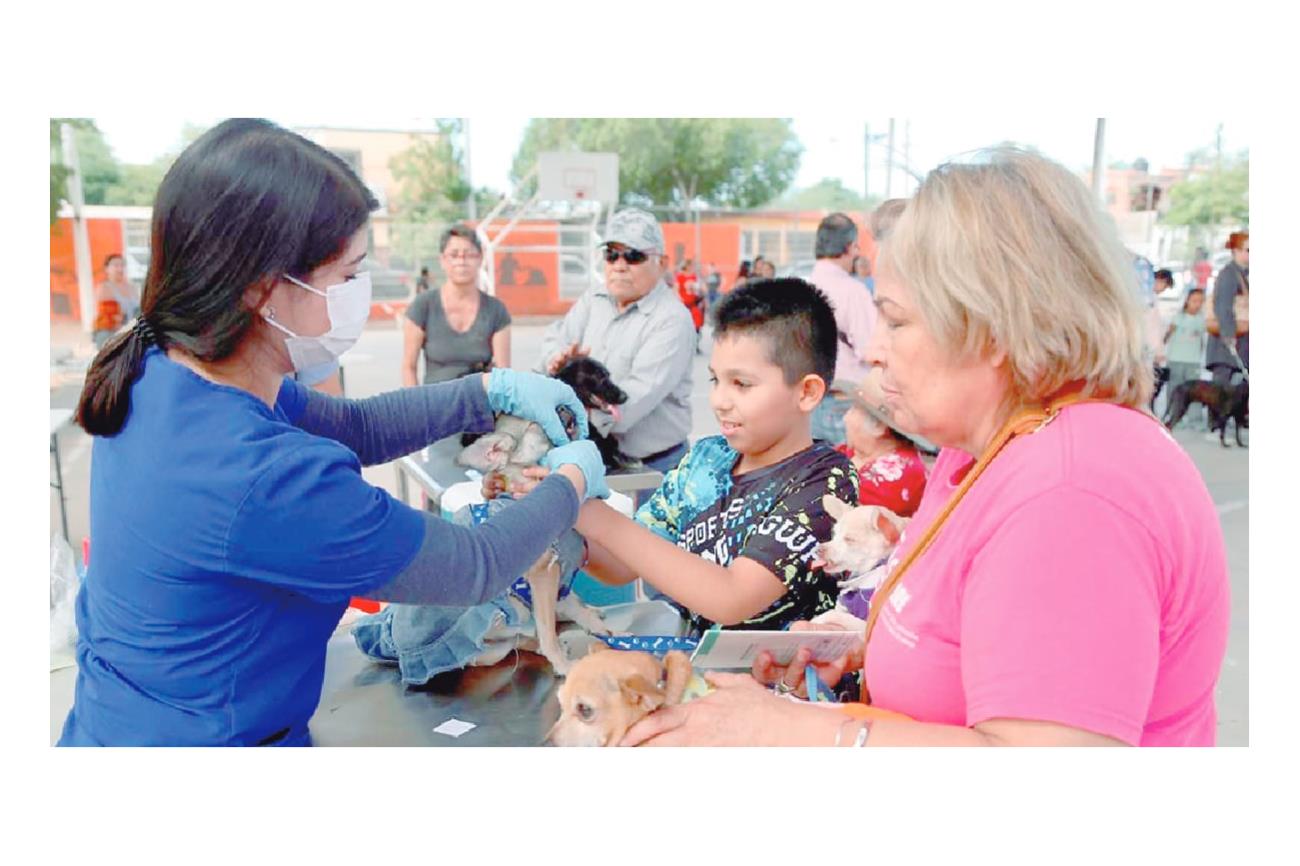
538,152,618,204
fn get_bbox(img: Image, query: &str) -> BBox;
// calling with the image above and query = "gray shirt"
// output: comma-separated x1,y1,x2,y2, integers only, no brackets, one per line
537,282,695,459
406,289,511,384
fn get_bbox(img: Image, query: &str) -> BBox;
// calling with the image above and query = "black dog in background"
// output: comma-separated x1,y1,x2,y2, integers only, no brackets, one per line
552,358,644,472
1164,379,1249,447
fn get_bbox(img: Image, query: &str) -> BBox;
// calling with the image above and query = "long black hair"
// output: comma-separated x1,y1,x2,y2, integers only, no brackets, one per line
76,119,378,437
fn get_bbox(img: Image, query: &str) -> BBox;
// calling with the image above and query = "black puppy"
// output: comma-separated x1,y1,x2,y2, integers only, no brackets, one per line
553,358,644,472
1164,380,1249,447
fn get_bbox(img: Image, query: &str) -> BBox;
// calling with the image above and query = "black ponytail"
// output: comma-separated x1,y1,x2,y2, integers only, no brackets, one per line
74,118,377,437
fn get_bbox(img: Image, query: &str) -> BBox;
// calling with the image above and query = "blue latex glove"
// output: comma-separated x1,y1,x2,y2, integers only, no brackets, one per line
541,440,611,501
486,368,589,446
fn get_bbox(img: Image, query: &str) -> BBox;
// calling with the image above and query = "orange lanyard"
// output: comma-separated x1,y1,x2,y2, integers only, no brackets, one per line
859,386,1154,705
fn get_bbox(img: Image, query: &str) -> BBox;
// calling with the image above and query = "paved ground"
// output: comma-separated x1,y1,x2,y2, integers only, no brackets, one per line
48,318,1249,745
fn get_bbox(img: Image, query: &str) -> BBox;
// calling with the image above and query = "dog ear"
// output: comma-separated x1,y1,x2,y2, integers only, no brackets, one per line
620,675,666,711
875,510,902,545
822,494,851,521
661,651,693,706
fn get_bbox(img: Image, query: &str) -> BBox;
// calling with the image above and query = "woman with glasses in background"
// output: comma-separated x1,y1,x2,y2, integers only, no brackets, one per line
402,224,512,386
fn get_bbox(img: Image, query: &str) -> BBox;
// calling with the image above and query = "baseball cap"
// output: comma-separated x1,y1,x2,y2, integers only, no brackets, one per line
601,208,664,253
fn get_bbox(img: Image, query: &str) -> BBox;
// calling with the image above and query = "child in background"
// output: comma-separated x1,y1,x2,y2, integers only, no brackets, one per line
526,279,858,637
834,370,927,517
1165,288,1209,428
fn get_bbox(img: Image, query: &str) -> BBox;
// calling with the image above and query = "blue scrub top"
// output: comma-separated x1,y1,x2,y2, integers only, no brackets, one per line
59,348,425,746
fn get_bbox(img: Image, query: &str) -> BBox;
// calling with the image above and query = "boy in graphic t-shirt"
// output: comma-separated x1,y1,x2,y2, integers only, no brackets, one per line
521,279,858,637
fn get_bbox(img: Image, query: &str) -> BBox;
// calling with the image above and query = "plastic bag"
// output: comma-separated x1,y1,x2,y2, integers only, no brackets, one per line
50,534,80,661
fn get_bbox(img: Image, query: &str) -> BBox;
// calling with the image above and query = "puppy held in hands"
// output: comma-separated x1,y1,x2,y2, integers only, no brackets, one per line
810,495,907,629
455,406,602,676
546,646,698,747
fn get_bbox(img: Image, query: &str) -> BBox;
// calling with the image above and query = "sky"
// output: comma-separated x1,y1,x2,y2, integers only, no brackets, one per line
93,115,1248,201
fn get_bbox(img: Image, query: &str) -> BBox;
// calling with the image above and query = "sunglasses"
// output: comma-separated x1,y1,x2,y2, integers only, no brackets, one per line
602,246,652,265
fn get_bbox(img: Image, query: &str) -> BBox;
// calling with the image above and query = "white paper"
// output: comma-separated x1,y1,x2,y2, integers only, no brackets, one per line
432,718,477,738
689,630,862,670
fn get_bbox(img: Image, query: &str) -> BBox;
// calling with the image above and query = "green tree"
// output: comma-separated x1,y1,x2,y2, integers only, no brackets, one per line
772,177,879,212
509,118,803,216
1162,153,1248,229
102,123,211,207
389,119,496,222
49,118,107,224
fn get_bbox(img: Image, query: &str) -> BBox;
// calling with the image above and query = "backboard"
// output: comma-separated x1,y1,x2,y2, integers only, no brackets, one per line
537,151,619,204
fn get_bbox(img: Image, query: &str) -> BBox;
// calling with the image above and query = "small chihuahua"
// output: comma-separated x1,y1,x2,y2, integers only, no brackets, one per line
810,495,908,629
546,645,699,746
455,406,606,675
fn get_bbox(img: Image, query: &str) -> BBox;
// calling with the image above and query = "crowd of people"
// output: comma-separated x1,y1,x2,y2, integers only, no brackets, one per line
60,118,1233,748
1139,235,1249,427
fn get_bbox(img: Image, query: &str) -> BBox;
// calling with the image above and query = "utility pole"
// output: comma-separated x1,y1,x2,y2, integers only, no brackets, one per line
61,123,95,334
464,117,476,223
863,122,871,225
1091,118,1107,205
885,118,896,199
903,119,911,196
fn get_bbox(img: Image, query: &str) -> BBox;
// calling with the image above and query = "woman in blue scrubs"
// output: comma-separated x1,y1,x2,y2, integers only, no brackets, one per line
59,119,609,746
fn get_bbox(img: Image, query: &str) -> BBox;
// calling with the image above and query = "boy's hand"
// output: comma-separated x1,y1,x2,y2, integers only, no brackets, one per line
750,621,863,700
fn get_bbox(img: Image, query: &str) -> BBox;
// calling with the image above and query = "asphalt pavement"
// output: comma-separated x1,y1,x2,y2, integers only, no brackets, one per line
48,318,1249,745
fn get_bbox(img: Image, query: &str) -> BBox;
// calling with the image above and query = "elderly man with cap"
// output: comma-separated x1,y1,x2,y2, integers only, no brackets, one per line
539,207,696,475
832,368,930,517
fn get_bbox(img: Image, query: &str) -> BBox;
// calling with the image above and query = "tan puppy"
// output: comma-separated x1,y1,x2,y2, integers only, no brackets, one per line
456,412,608,676
546,646,695,747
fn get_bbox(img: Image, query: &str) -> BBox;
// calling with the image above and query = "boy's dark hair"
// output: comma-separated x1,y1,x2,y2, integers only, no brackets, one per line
440,223,482,253
1154,268,1174,284
710,278,838,386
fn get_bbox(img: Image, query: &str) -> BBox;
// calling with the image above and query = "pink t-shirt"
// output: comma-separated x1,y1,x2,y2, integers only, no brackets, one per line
864,402,1230,746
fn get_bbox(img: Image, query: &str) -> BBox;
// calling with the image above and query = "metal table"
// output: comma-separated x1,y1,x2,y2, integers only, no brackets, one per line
47,630,565,746
309,628,563,746
50,409,75,541
394,435,664,512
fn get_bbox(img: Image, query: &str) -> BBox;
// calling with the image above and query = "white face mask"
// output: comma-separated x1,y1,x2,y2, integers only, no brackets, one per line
264,272,372,372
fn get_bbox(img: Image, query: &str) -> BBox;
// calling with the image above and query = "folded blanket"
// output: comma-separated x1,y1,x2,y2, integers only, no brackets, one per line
351,497,586,684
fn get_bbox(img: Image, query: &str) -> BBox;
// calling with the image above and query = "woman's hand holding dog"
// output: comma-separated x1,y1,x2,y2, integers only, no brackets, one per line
618,671,823,747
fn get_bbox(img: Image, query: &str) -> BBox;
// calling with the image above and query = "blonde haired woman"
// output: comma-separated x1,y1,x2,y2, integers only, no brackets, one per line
622,148,1230,748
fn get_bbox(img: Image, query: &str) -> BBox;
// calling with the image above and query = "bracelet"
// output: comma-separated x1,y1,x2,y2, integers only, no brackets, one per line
833,717,871,747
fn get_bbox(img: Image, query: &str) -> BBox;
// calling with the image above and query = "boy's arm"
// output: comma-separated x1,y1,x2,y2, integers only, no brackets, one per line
576,501,787,625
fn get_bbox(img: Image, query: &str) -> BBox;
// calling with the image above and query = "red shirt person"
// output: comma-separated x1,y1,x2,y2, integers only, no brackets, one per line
831,372,928,516
675,259,704,331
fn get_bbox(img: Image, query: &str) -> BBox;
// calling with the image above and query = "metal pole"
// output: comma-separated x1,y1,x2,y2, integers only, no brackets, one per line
863,122,871,217
464,118,476,223
885,119,896,199
61,123,95,334
693,202,702,287
1091,119,1107,205
903,119,911,196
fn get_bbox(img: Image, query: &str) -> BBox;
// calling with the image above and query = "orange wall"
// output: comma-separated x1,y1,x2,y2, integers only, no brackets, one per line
486,224,564,316
50,218,125,321
660,223,742,292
